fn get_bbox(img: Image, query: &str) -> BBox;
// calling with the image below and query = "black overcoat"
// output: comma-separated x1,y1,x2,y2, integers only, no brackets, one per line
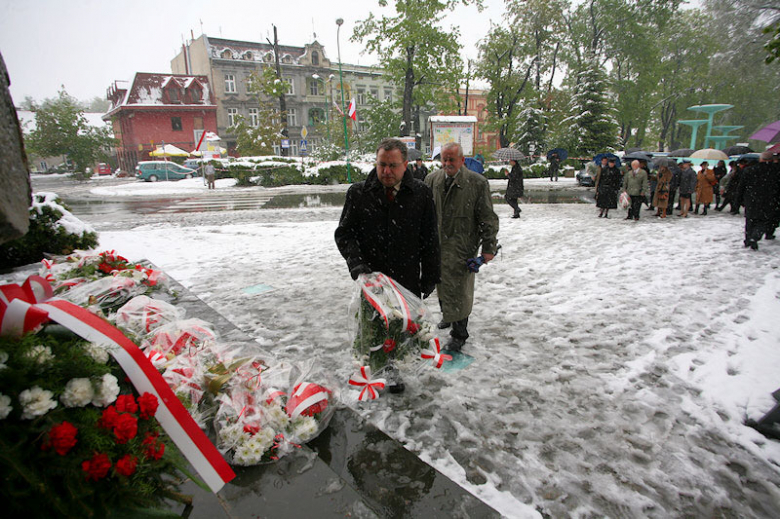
335,168,440,296
596,166,622,209
505,163,524,198
736,162,780,221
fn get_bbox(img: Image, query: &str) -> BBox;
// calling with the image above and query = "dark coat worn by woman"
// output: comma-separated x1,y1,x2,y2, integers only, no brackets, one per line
595,166,622,209
505,163,524,198
335,168,440,297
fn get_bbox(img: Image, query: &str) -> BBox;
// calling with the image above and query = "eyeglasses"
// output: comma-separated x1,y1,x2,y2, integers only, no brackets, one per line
377,162,403,170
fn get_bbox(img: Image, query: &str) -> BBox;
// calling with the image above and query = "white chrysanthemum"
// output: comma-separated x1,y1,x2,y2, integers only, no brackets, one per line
82,343,110,364
19,386,57,419
217,423,249,450
233,428,275,466
291,416,319,442
0,394,12,419
0,351,8,370
60,378,95,407
25,345,54,365
91,374,120,407
263,404,290,429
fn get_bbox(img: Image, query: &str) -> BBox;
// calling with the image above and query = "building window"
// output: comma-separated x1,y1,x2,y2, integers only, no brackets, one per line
357,87,366,105
227,108,238,127
171,117,182,131
248,108,259,127
309,79,320,96
287,108,297,127
167,88,181,103
225,74,236,93
308,108,325,125
370,87,379,99
384,89,392,102
290,142,298,156
283,77,294,95
243,51,253,60
189,87,202,103
312,51,319,66
273,144,281,155
221,49,232,59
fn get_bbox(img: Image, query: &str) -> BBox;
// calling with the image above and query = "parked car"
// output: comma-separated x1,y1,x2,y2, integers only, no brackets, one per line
135,161,196,182
97,163,111,175
183,158,204,175
576,167,595,187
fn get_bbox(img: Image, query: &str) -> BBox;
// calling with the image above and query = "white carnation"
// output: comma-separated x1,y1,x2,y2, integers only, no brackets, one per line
91,374,120,407
60,378,95,407
25,345,54,365
19,386,57,419
263,404,290,430
233,428,275,466
0,350,8,370
0,394,12,419
291,416,319,442
217,423,249,450
82,343,110,364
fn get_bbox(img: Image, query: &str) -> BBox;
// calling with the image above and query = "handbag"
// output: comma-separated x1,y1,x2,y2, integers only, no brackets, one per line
619,191,630,210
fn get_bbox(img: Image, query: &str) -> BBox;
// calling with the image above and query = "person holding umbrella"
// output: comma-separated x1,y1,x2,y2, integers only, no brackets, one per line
548,151,560,181
595,156,622,218
694,161,717,215
736,151,780,250
678,159,698,217
411,158,429,181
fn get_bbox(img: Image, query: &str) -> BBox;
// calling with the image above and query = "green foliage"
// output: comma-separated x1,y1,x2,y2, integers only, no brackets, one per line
0,195,98,269
256,165,306,187
314,165,368,185
25,88,115,172
231,71,286,156
564,58,619,155
353,298,424,373
357,97,403,153
352,0,481,135
766,22,780,64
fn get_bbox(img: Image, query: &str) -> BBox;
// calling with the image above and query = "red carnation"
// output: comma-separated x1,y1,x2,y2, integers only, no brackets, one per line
98,405,119,429
243,423,260,435
407,322,420,334
114,454,138,477
42,421,78,456
137,392,159,420
115,394,138,414
382,339,396,353
142,432,165,460
82,453,112,481
113,413,138,444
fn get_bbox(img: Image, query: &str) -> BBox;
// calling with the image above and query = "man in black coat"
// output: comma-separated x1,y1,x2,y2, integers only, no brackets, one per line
335,138,440,394
736,151,780,250
411,158,429,181
335,138,440,297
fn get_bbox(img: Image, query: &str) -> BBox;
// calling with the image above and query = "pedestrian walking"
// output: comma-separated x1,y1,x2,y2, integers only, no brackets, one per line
694,161,717,215
716,161,738,212
595,157,622,218
411,158,429,181
622,160,649,220
425,143,499,353
677,159,697,217
335,138,441,393
548,152,560,182
736,151,780,250
653,166,673,218
713,160,727,209
669,159,681,211
205,163,216,190
504,159,524,218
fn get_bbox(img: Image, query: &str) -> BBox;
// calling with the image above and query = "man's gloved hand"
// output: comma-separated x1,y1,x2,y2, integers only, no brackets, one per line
349,263,372,280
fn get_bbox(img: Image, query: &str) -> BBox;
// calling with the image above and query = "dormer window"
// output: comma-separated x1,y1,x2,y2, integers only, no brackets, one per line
189,86,202,103
243,51,253,60
264,53,273,63
282,54,292,64
312,51,319,66
165,87,182,104
221,49,232,59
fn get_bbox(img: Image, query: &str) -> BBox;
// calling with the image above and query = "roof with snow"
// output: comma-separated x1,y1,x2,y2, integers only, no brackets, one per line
104,72,215,119
430,116,478,123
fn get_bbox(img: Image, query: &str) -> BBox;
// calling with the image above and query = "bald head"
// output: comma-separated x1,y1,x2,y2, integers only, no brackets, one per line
631,160,640,170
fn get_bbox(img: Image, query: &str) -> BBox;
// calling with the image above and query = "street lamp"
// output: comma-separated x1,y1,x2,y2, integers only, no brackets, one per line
335,17,352,182
311,73,333,142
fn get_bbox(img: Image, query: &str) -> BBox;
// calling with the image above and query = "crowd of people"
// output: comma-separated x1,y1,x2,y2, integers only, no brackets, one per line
591,151,780,250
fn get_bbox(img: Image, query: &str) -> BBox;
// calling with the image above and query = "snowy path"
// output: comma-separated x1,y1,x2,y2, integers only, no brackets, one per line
96,201,780,518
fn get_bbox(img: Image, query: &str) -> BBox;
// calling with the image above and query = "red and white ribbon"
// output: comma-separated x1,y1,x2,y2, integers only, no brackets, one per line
348,366,386,401
0,277,234,492
264,388,287,405
383,274,414,333
285,382,330,420
0,275,53,337
360,274,392,329
421,337,452,369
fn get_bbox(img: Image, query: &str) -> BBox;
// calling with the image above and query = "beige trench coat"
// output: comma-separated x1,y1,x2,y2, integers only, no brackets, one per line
425,166,499,322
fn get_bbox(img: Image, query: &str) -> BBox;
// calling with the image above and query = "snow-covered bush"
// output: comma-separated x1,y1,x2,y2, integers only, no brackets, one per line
0,193,98,268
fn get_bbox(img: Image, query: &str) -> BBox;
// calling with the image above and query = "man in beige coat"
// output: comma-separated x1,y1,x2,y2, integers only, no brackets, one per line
425,143,499,352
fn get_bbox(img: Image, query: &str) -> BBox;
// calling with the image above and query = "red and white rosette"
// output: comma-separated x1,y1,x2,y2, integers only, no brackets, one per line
0,277,235,492
0,275,53,337
285,382,330,420
421,337,452,369
348,366,386,401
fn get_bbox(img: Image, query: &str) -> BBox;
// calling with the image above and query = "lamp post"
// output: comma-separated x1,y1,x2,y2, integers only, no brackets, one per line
335,17,352,182
311,73,333,142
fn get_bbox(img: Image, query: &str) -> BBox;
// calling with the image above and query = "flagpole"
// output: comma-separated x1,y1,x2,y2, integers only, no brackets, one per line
336,17,352,183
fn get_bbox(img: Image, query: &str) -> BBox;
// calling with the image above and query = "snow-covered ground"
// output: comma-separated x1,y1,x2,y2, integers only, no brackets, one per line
42,179,780,517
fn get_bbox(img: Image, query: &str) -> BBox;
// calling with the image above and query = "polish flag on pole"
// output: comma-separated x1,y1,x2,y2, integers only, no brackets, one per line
347,98,357,121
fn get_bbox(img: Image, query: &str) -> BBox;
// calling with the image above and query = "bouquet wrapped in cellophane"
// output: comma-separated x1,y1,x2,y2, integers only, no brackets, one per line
347,272,451,402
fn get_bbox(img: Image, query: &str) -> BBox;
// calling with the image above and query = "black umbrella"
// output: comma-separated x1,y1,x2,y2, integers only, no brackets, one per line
668,148,694,157
406,149,423,161
547,148,568,160
721,145,753,157
625,147,644,155
652,156,676,168
623,151,653,162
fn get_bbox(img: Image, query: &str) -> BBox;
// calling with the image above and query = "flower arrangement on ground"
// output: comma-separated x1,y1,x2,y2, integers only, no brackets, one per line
0,329,188,517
